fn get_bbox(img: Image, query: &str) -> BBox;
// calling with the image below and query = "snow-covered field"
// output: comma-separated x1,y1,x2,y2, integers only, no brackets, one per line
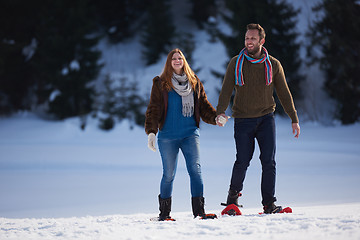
0,113,360,239
1,203,360,240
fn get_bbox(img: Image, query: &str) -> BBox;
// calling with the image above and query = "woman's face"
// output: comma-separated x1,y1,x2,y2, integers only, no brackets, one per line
171,52,184,74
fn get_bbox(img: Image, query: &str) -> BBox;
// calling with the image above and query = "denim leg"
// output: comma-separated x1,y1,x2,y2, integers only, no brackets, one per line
256,113,277,205
230,118,256,191
158,138,180,199
181,135,204,197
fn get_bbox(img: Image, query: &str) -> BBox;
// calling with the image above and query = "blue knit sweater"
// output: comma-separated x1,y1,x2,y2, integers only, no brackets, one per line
158,90,199,139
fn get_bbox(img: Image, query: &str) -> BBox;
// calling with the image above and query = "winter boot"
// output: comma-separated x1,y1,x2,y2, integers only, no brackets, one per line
191,197,217,219
158,195,172,221
191,196,205,218
263,202,283,214
226,189,242,206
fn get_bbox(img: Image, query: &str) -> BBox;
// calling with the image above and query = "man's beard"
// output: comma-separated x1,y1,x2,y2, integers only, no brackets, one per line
246,45,261,57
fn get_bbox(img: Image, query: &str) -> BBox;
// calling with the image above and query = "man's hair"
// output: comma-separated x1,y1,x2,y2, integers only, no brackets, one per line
247,23,266,40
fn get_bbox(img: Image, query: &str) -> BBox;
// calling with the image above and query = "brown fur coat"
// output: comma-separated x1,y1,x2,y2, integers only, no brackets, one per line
145,76,216,135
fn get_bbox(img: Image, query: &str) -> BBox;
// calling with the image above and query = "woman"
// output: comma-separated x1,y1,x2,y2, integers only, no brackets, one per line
145,48,217,220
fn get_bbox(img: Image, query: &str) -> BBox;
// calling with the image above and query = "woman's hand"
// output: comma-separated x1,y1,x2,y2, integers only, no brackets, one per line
148,133,156,152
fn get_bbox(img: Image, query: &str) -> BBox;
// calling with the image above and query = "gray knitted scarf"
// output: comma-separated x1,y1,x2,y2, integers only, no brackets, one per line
171,72,194,117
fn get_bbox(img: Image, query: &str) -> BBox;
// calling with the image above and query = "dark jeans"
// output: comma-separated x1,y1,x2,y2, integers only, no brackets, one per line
230,113,277,206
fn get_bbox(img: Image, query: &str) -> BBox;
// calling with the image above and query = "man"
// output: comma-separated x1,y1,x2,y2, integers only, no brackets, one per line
216,23,300,214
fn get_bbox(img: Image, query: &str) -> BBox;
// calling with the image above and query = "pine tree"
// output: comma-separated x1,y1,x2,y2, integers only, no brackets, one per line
0,0,41,113
217,0,303,112
0,0,102,121
141,0,175,65
96,74,147,130
90,0,148,43
307,0,360,124
31,0,102,120
189,0,217,29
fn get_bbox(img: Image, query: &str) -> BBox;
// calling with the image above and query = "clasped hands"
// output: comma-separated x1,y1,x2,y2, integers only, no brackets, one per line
215,113,230,127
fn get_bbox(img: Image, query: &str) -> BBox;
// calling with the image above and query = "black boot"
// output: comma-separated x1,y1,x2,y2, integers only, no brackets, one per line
226,189,241,206
191,197,205,218
263,202,282,214
191,197,217,219
158,195,172,220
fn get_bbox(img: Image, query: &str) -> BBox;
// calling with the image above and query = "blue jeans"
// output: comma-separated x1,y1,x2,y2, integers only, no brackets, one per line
158,135,203,199
230,113,277,206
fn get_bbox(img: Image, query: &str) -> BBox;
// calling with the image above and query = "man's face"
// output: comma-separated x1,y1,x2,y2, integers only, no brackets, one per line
245,29,264,56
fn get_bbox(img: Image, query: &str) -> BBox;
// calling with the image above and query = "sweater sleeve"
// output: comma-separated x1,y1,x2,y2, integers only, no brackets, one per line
197,80,217,125
216,56,236,115
272,59,299,123
145,77,162,135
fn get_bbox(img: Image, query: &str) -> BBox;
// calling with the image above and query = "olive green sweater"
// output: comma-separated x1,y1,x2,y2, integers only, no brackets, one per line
216,54,299,123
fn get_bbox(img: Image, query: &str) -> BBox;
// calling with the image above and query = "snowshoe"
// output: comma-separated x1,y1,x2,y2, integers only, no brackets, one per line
199,213,218,219
150,216,176,221
279,207,292,213
221,204,242,216
260,203,292,214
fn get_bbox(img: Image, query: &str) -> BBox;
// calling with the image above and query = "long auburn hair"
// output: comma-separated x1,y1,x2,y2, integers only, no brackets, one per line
160,48,197,91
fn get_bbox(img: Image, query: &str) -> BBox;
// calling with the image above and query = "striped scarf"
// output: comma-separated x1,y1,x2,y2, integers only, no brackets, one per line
235,47,272,86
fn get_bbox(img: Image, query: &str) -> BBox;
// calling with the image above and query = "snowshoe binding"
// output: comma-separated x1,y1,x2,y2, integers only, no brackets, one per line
150,216,176,221
261,203,292,214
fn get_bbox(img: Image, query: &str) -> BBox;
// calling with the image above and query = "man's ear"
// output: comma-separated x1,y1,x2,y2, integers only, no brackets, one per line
260,38,265,45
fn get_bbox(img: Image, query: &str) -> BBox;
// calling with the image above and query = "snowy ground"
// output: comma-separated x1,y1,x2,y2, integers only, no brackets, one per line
0,113,360,239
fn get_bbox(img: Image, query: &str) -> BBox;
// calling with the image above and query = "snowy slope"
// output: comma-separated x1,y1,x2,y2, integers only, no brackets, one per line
1,203,360,240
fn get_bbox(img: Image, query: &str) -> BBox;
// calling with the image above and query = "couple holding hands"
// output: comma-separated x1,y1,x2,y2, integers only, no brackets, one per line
145,23,300,221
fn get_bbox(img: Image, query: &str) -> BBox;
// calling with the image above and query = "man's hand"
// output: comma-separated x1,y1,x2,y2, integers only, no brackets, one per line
216,114,230,127
148,133,156,152
292,123,300,138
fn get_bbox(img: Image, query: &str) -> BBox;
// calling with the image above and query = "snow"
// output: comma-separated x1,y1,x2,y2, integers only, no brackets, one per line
69,60,80,71
0,113,360,239
61,67,69,76
1,204,360,240
49,90,61,102
22,38,38,62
